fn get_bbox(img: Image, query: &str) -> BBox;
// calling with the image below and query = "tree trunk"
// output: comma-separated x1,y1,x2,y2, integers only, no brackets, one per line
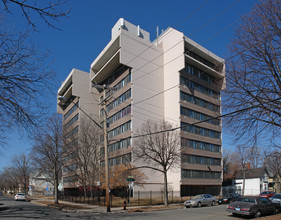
90,184,93,199
83,184,87,198
163,170,168,206
24,176,27,194
54,177,59,204
242,169,246,196
276,175,281,193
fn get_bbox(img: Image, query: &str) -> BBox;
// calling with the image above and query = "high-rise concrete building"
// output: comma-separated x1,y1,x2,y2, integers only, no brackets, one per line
57,19,225,196
57,68,99,192
88,18,225,196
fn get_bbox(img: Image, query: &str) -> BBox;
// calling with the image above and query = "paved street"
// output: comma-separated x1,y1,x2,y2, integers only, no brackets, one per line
0,195,243,220
113,205,242,220
0,196,81,219
2,195,281,220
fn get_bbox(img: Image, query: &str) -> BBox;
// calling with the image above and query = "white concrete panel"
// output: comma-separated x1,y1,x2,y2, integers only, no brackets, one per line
118,27,167,190
156,28,185,191
235,178,261,196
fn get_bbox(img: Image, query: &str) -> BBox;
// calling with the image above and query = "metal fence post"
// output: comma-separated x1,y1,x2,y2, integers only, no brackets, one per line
150,190,152,205
161,190,163,204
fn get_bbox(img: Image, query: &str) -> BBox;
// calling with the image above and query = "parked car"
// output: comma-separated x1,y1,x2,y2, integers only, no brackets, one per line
14,193,27,201
218,193,241,204
0,191,3,196
270,193,281,209
226,196,277,218
259,191,276,199
184,194,218,208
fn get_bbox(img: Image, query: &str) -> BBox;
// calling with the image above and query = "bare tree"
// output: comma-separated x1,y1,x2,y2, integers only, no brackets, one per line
31,114,64,204
264,150,281,193
0,0,69,145
1,0,70,31
0,166,20,193
231,146,254,196
11,153,31,194
223,149,239,182
224,0,281,145
247,146,263,169
0,22,55,144
66,116,102,198
133,119,180,206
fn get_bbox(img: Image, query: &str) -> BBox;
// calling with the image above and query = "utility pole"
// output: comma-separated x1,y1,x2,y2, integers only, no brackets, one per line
102,88,110,212
92,83,116,213
59,83,115,213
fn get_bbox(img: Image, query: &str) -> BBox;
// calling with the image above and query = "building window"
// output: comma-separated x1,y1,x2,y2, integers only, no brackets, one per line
107,105,131,126
182,154,221,166
64,126,79,140
183,63,215,84
63,163,79,173
64,113,79,130
108,121,131,138
180,107,220,126
185,49,216,71
181,138,221,153
180,77,220,100
181,169,221,179
101,66,129,86
181,122,221,139
63,102,79,121
101,153,131,167
106,89,131,112
180,91,220,112
63,175,78,183
112,74,131,95
108,137,131,153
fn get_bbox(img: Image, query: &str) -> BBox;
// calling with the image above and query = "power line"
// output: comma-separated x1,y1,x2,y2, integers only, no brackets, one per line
130,97,281,139
173,0,211,30
130,0,243,84
93,1,247,113
119,0,211,71
189,0,242,37
91,1,210,88
93,2,267,130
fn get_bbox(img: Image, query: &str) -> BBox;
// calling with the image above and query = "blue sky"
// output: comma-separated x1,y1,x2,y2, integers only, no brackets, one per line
0,0,259,170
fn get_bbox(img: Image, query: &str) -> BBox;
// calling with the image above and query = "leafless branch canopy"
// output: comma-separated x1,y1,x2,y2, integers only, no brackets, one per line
10,153,31,194
224,0,281,144
64,116,102,196
1,0,70,31
133,119,180,205
0,25,55,142
133,119,181,173
31,114,63,203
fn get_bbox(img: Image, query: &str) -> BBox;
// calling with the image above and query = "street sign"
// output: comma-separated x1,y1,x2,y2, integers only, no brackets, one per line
127,176,135,182
128,182,134,190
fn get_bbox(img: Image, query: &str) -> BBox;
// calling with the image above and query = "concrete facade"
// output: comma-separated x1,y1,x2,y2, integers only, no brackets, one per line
57,68,99,190
89,18,225,196
57,18,225,196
